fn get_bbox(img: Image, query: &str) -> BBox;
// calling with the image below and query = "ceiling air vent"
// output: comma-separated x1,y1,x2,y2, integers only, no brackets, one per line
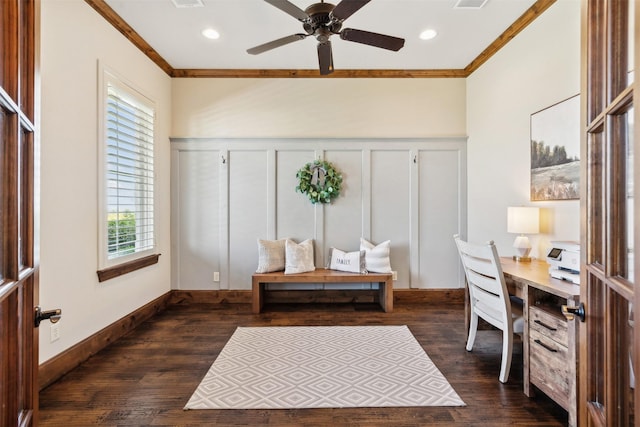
171,0,204,8
454,0,489,9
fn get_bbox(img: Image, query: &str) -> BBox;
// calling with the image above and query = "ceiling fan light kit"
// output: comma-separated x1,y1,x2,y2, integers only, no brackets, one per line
247,0,405,75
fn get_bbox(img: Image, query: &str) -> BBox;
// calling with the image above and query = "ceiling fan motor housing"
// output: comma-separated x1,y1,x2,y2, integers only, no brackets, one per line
303,2,342,40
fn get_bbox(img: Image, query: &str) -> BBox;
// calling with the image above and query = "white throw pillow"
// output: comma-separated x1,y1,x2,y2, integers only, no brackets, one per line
255,238,287,273
327,248,366,274
284,239,315,274
360,238,392,273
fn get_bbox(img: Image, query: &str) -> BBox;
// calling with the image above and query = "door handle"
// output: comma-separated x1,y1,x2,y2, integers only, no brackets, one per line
561,302,585,322
35,306,62,327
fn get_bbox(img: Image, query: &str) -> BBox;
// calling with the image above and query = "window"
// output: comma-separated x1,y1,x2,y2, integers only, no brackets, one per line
98,68,156,274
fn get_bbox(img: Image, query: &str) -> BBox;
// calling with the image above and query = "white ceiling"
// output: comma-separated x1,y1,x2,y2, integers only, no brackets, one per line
103,0,539,71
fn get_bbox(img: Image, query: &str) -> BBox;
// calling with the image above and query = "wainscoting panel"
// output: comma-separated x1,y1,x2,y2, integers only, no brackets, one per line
228,150,270,289
275,149,317,253
173,150,221,290
323,150,364,257
370,149,412,286
171,139,466,291
418,149,465,289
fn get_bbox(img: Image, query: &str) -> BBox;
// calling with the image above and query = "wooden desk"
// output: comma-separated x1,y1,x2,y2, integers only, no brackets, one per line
500,257,580,427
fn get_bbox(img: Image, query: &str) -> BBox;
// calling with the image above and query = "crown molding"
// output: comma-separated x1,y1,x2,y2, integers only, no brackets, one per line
85,0,556,79
171,68,469,78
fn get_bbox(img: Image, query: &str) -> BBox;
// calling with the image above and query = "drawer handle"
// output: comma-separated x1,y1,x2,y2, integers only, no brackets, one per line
534,339,558,353
534,319,557,331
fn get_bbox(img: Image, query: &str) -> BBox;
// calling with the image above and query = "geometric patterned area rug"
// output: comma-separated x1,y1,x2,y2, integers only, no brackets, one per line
184,325,465,409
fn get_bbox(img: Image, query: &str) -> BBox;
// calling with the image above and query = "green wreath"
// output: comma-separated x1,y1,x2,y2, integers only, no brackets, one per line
296,160,342,204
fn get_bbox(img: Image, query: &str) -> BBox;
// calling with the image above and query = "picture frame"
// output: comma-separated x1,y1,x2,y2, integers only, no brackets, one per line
530,94,580,201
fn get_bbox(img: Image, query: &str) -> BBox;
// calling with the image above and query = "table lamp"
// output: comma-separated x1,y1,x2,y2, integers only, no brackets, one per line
507,206,540,262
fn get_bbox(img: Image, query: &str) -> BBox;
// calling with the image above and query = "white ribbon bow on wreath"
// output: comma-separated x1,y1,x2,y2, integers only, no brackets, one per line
310,164,326,187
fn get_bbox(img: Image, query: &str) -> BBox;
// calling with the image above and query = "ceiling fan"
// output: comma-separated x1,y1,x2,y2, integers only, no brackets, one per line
246,0,405,75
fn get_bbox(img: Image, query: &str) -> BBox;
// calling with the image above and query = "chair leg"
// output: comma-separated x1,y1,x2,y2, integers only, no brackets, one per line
499,329,513,383
466,311,478,351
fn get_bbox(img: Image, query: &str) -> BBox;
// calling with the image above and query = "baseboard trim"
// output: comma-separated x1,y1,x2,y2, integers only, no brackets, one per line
39,288,464,390
169,288,465,305
38,292,172,390
169,289,253,304
394,288,465,305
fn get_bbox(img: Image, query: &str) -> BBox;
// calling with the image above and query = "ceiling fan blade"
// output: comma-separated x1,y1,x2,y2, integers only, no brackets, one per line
317,41,334,75
340,28,405,51
247,34,307,55
330,0,371,22
264,0,309,21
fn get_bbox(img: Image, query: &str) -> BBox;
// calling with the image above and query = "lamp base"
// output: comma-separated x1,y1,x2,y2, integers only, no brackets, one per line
513,255,532,262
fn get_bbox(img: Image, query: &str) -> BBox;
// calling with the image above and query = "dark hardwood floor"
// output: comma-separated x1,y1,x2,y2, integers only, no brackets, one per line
39,302,568,426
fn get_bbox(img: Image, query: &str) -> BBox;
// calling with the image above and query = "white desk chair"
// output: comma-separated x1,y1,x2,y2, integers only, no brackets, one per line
454,235,525,383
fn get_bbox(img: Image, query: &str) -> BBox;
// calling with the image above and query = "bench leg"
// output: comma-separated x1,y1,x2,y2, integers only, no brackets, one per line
252,280,264,314
379,279,393,313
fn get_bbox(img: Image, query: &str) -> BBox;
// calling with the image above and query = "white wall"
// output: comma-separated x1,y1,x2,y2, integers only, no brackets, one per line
466,0,581,259
171,79,467,138
39,0,172,363
170,78,468,290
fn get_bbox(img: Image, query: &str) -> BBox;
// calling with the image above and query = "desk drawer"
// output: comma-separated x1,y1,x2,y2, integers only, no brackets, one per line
529,328,570,409
529,305,568,346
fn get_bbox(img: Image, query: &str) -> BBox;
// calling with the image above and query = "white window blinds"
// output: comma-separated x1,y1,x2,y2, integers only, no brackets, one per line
105,82,155,260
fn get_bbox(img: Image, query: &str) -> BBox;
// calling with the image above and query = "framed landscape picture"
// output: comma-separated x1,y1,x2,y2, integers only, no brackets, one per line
530,94,580,201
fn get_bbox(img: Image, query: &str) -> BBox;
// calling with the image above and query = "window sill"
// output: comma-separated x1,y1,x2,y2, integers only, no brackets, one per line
97,253,161,282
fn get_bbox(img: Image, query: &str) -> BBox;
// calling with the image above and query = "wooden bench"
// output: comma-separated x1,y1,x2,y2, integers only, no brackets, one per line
251,268,393,313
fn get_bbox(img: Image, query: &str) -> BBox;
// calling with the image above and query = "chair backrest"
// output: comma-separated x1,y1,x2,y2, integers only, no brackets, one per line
454,235,512,331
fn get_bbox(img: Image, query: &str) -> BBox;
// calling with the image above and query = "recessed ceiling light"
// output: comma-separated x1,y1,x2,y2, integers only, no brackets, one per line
202,28,220,40
454,0,488,9
419,29,438,40
171,0,203,8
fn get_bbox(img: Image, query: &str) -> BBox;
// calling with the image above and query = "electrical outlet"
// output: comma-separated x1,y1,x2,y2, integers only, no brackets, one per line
213,271,220,282
392,271,398,281
50,323,61,342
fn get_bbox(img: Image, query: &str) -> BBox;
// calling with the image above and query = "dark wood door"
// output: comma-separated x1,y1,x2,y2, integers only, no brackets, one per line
581,0,638,425
0,0,39,425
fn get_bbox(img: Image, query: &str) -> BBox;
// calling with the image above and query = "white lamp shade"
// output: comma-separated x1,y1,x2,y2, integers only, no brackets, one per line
507,207,540,234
